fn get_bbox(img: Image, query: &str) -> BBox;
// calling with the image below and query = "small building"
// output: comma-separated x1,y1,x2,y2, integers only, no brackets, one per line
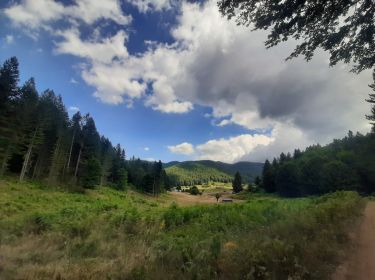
222,198,233,203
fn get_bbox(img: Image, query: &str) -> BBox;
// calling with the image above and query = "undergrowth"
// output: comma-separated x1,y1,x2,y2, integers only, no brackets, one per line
0,178,365,280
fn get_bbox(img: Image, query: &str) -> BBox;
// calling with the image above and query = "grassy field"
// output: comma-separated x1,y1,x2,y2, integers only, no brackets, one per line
0,178,365,279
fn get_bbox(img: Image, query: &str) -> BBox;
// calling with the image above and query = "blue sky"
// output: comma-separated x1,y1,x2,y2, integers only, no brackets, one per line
0,0,372,163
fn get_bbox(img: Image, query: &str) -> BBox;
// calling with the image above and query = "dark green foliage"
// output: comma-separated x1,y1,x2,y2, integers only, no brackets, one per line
262,159,276,193
189,185,200,195
254,175,261,187
262,132,375,197
0,56,19,107
232,171,242,193
276,162,301,197
127,158,169,195
0,56,169,192
80,158,101,189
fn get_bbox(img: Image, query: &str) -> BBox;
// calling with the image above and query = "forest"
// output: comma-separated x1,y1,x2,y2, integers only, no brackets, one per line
165,162,233,186
260,132,375,197
0,57,169,194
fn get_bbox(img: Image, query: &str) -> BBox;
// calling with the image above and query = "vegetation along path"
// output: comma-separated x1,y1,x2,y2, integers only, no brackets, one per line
333,201,375,280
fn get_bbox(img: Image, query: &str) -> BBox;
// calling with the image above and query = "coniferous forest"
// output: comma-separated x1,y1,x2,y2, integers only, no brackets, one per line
0,57,169,193
260,132,375,197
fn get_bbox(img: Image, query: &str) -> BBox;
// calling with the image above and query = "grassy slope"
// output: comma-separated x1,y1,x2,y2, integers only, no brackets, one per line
0,178,365,280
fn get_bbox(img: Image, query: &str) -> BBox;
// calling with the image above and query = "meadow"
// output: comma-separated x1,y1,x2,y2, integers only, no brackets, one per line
0,178,365,280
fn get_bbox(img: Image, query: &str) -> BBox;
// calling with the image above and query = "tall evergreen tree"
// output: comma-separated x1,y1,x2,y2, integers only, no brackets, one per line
0,56,19,108
232,171,242,193
262,159,276,193
0,57,20,176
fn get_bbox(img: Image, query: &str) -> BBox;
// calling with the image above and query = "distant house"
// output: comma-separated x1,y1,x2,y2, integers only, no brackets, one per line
222,198,233,203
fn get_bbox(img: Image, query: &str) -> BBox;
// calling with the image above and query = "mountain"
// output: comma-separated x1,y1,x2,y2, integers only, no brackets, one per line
164,160,264,186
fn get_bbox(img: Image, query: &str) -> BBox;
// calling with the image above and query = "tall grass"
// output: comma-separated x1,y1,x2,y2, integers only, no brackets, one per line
0,178,365,279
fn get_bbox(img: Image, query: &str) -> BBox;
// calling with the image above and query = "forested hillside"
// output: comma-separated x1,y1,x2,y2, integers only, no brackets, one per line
260,131,375,197
198,160,264,182
165,161,232,186
0,57,169,193
165,160,263,186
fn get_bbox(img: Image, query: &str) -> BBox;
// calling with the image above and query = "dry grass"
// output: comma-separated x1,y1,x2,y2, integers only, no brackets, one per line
167,191,243,206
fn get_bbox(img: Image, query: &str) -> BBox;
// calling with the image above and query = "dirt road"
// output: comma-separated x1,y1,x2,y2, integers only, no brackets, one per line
333,201,375,280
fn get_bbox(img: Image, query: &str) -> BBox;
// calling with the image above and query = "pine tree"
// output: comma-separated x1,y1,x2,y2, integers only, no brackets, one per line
0,57,20,176
66,111,82,176
262,159,276,193
232,171,242,193
0,56,19,108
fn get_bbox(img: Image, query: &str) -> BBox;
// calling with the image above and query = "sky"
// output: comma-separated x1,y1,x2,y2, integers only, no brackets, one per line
0,0,373,163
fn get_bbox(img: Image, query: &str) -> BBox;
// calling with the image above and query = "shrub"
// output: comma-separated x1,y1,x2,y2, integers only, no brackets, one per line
189,186,199,195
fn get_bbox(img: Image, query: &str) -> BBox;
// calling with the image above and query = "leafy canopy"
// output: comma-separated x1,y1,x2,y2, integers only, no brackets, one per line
218,0,375,75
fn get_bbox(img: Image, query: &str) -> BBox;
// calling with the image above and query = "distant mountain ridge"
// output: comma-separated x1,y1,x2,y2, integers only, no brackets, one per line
164,160,264,186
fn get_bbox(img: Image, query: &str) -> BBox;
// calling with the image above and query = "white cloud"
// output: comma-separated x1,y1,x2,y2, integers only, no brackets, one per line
168,142,195,155
4,35,14,44
54,29,129,64
240,123,313,162
3,0,131,30
129,0,174,13
68,106,80,113
144,157,156,162
4,0,65,29
196,134,274,163
144,147,150,151
66,0,131,25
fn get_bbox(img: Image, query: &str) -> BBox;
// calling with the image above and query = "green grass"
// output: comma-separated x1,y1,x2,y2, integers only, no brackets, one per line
0,178,365,280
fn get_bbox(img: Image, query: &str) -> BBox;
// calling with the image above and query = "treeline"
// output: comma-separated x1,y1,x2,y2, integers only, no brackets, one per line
166,162,232,186
260,131,375,197
0,57,169,193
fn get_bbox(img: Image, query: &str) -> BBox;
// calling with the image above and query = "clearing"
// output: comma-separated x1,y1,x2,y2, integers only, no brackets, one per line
333,201,375,280
168,191,242,205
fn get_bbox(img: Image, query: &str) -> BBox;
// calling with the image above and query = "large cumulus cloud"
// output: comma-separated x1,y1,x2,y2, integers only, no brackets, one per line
3,0,373,162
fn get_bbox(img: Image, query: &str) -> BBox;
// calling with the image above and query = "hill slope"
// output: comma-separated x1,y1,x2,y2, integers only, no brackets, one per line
166,162,232,186
165,160,263,186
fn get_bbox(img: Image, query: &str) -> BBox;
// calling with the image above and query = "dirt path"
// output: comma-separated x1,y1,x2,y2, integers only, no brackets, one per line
333,201,375,280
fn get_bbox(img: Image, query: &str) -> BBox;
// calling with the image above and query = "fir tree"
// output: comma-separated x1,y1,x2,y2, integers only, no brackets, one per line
232,171,242,193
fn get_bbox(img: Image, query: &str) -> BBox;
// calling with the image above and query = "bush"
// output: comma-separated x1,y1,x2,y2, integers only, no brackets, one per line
189,186,200,195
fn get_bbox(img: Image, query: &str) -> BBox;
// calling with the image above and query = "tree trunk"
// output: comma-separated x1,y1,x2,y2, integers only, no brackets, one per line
74,146,82,178
48,136,62,184
0,144,11,177
67,130,75,171
32,155,40,179
19,126,38,182
19,144,33,182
